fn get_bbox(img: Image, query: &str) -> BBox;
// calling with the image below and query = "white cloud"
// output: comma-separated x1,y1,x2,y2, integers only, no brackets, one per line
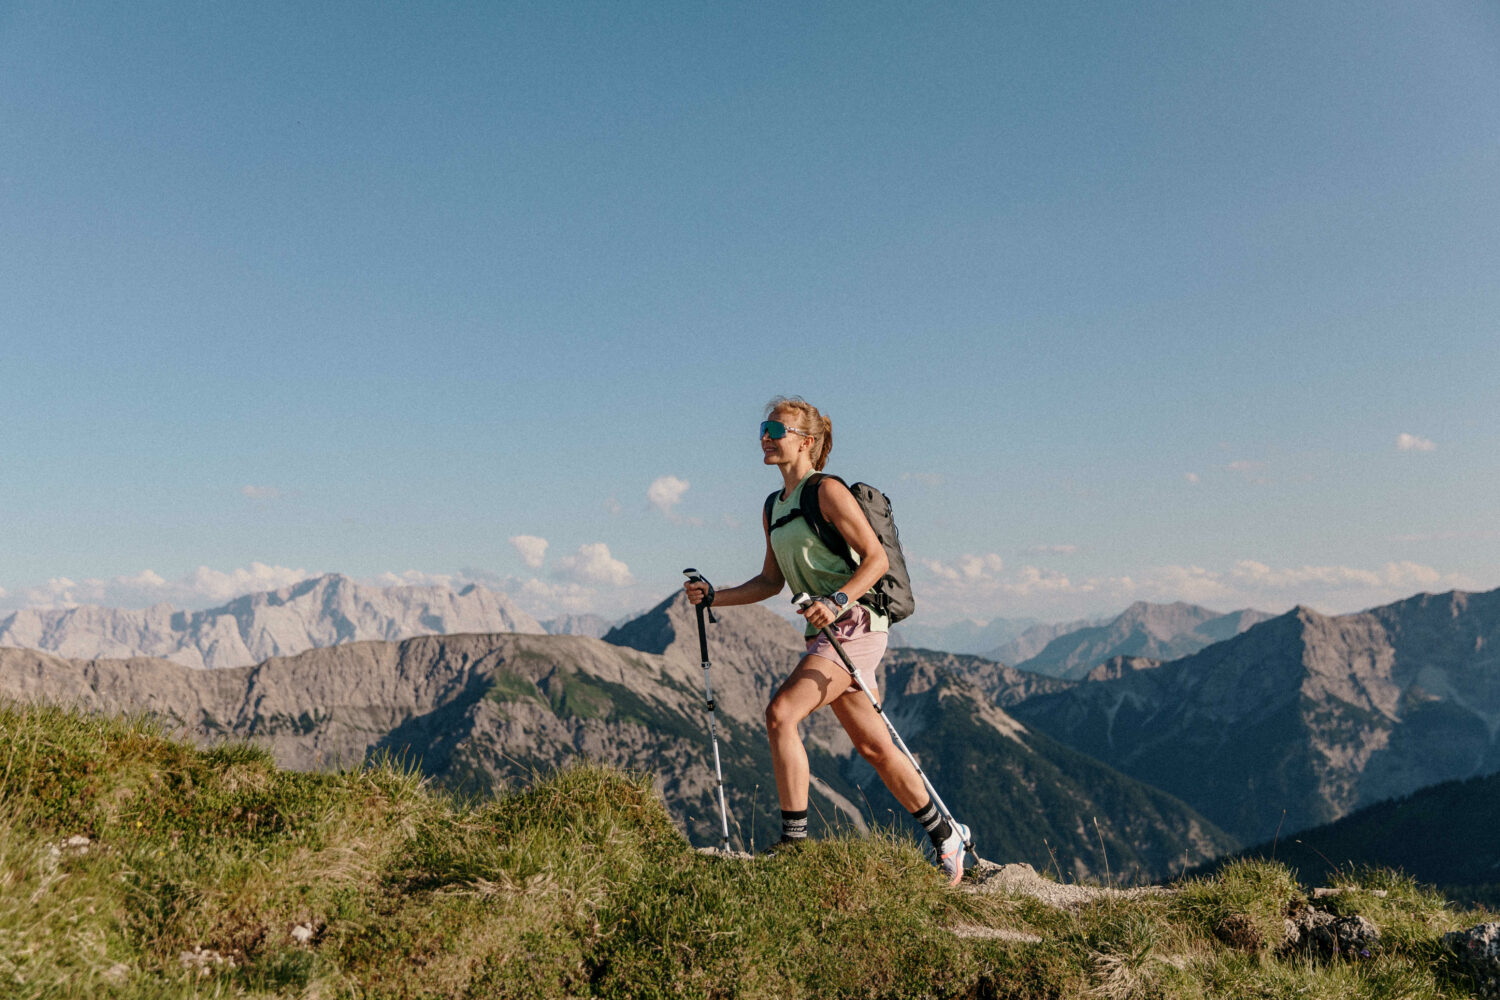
518,577,597,614
185,563,315,603
1184,472,1200,484
370,569,458,589
3,562,314,611
647,475,690,515
1396,433,1436,452
906,552,1483,625
919,553,1004,584
241,485,285,501
1004,565,1078,595
510,534,549,569
557,543,633,587
960,553,1005,579
604,496,623,516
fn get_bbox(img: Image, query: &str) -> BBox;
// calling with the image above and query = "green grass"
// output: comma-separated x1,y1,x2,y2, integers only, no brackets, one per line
1,701,1492,999
485,670,547,707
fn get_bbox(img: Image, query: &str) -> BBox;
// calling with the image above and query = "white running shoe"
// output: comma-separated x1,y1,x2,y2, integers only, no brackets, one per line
938,822,970,886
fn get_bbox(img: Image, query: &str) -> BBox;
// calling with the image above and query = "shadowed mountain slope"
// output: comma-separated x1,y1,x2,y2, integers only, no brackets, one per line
1206,770,1500,908
1009,588,1500,844
879,647,1073,707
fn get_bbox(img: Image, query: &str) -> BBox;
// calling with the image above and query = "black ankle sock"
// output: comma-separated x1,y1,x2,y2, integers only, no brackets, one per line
781,808,809,841
910,799,952,846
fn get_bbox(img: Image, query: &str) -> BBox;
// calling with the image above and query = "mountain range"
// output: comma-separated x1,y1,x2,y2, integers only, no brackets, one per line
1005,601,1273,679
889,616,1042,656
0,592,1233,881
0,576,1266,684
0,574,542,669
985,615,1106,666
8,574,1499,887
1008,588,1500,844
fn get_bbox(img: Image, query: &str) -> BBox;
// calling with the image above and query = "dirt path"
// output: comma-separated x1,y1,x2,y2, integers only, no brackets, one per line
964,860,1171,909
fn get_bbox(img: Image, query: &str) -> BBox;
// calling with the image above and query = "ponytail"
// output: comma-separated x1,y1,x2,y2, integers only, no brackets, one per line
813,414,832,470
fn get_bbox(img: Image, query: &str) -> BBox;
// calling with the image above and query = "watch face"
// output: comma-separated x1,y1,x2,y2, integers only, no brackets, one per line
833,592,848,606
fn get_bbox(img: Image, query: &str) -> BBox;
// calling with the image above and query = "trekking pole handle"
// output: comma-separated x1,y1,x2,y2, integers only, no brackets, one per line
683,568,717,624
792,592,835,615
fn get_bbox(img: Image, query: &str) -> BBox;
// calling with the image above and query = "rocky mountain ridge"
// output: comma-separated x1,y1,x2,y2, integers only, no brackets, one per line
1008,588,1500,844
0,573,542,669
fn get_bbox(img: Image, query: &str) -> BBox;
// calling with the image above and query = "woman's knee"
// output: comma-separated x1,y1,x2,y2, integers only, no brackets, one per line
853,738,892,768
765,696,804,736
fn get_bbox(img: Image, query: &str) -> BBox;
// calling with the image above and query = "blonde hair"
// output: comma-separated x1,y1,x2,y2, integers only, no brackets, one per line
766,395,833,471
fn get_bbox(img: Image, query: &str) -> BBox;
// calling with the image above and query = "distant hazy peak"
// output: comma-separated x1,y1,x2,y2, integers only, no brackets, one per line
0,574,543,669
1008,600,1272,679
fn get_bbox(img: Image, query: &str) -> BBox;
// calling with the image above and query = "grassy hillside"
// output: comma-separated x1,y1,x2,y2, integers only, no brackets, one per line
2,702,1494,999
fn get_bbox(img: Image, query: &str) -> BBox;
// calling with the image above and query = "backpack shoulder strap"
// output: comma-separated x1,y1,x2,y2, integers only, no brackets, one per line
765,487,808,534
799,473,855,566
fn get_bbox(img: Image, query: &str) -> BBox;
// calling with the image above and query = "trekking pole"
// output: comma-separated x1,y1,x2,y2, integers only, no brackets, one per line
791,592,974,861
684,568,733,852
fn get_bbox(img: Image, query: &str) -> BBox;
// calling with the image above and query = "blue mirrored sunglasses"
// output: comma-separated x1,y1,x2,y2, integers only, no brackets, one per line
760,420,811,440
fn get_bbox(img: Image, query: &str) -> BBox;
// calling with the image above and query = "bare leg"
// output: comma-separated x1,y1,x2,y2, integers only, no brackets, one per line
765,654,853,811
829,688,929,812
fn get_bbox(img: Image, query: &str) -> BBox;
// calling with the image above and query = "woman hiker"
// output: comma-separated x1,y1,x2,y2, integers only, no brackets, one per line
683,395,970,884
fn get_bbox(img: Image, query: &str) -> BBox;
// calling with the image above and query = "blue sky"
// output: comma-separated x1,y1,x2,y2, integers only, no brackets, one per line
3,1,1498,624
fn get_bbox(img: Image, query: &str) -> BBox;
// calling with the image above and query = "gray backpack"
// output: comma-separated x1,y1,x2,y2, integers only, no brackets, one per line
763,473,916,624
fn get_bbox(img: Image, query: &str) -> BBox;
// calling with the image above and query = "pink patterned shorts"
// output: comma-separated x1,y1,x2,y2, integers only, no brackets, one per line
804,603,887,696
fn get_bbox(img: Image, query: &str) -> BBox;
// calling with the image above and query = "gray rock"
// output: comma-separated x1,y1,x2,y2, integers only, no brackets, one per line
1280,902,1380,959
1445,923,1500,998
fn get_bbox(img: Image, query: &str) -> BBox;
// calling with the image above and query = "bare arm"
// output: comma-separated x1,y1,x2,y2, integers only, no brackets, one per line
683,506,786,608
800,478,888,629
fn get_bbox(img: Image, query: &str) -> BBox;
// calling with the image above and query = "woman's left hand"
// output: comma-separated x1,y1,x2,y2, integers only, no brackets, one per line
800,597,838,630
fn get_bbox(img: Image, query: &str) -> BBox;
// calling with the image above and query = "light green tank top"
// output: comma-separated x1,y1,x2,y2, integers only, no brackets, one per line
768,470,890,637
